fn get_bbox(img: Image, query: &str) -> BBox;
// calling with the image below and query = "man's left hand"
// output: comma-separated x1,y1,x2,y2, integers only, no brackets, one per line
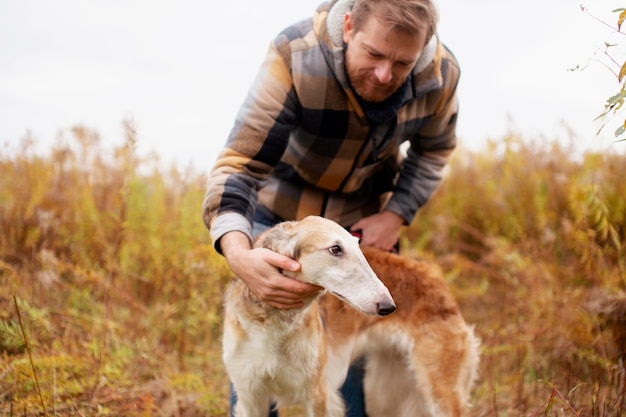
350,210,404,252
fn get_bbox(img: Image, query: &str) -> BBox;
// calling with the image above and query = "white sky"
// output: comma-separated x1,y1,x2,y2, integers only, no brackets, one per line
0,0,623,169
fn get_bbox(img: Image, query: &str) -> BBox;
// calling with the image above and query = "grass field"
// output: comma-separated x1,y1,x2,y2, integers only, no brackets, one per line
1,124,625,416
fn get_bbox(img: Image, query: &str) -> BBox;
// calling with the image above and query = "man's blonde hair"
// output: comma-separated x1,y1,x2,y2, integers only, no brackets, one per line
350,0,438,45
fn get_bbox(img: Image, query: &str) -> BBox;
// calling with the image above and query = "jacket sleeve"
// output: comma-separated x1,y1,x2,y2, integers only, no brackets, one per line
202,38,299,251
385,46,460,224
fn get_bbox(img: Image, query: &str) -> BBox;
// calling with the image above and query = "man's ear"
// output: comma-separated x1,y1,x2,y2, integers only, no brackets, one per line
343,12,354,44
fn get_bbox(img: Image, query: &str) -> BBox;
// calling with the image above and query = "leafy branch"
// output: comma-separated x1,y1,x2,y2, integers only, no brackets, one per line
583,6,626,141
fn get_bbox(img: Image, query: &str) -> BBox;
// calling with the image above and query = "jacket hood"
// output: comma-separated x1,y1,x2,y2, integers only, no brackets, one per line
320,0,438,75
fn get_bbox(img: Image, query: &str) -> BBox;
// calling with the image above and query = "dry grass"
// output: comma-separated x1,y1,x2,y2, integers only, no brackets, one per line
1,124,625,416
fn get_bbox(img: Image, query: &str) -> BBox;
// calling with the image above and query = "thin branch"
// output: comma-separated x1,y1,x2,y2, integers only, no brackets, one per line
580,4,626,36
14,296,47,417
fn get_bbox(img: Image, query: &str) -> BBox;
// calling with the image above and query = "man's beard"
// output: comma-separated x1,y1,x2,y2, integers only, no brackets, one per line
347,66,406,103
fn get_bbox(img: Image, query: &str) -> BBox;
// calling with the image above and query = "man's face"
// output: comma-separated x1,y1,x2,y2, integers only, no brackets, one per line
343,14,426,103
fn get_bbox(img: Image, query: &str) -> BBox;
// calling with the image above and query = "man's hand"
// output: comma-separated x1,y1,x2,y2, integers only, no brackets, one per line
220,231,322,309
350,210,404,251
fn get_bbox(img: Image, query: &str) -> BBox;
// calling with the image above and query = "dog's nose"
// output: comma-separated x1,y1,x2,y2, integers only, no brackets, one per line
376,301,396,316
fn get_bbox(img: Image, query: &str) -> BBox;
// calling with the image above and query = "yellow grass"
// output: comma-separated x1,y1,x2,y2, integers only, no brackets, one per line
1,124,625,416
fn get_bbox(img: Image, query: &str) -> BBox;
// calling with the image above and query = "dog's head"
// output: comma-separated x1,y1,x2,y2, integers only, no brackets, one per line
257,216,396,316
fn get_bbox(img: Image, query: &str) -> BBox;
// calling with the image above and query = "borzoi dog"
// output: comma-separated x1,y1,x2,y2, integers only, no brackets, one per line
222,216,396,417
222,216,479,417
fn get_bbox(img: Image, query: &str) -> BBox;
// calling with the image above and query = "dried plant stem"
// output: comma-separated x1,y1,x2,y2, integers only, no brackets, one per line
13,295,47,417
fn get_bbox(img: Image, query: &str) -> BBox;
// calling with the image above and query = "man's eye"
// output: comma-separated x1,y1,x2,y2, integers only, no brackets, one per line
328,245,343,256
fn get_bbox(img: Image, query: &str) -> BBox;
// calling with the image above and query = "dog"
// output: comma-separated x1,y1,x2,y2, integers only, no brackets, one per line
222,215,479,417
222,216,397,417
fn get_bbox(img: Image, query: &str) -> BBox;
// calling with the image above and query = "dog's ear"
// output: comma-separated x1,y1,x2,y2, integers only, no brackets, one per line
258,221,301,259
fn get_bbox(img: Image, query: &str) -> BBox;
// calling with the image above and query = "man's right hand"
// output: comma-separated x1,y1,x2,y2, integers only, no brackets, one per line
219,231,322,309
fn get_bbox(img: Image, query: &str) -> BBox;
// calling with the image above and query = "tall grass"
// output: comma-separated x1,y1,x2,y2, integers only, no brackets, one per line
411,134,625,416
1,123,231,416
1,125,624,416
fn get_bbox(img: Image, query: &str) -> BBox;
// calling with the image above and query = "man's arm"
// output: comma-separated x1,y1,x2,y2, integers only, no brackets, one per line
385,46,460,225
202,39,298,235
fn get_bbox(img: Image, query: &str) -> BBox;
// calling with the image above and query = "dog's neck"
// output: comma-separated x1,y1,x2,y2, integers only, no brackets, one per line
241,282,322,326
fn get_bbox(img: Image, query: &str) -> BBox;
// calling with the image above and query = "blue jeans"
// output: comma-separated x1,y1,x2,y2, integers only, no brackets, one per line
229,359,367,417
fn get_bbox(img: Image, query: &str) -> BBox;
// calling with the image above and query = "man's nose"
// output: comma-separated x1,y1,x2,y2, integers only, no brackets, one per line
374,61,393,84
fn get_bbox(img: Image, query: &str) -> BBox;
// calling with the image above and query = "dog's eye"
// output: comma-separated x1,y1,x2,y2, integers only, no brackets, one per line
328,245,343,256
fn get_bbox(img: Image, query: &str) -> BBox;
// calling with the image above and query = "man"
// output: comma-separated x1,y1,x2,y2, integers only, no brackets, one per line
203,0,459,415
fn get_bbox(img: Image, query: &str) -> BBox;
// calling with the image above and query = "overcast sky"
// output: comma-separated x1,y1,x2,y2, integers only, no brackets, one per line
0,0,623,169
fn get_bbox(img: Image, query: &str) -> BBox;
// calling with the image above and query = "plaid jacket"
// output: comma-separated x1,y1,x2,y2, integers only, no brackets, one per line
203,0,459,250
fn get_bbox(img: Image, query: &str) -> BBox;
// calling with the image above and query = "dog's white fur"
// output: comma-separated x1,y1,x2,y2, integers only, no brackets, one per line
222,216,480,417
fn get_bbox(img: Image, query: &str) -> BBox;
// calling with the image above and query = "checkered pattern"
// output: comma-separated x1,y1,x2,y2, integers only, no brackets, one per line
203,0,459,249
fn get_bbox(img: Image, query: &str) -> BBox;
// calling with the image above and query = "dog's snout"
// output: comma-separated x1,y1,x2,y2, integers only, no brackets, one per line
376,301,396,316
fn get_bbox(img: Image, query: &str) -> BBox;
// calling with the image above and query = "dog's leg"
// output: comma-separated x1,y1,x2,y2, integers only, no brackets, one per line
364,346,423,417
233,394,273,417
230,377,273,417
364,321,479,417
324,388,345,417
406,322,478,417
413,322,478,417
303,385,344,417
299,369,344,417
